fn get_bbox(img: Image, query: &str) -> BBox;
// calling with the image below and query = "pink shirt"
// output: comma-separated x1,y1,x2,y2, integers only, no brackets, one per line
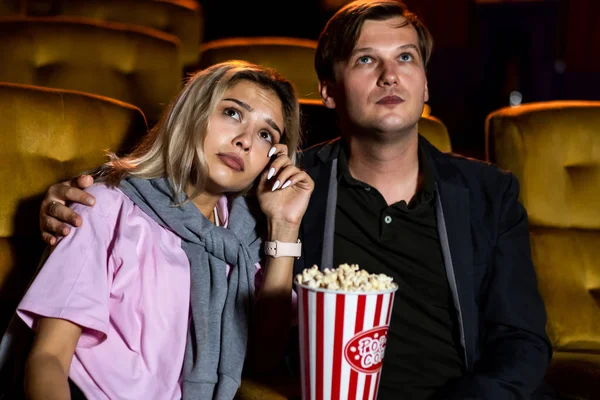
17,184,264,400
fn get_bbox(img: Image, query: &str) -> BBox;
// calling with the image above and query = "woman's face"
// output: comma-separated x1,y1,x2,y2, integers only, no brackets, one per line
203,80,284,194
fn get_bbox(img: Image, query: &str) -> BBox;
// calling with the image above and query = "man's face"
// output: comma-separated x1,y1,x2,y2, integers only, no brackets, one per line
322,16,429,138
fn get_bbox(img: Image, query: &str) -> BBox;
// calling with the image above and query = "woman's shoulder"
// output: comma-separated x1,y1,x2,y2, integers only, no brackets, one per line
83,182,126,198
72,183,133,220
70,183,180,251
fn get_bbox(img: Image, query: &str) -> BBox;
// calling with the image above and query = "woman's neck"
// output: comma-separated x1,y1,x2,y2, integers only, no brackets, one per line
187,186,220,222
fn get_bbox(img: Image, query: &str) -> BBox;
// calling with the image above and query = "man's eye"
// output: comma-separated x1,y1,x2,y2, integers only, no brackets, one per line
357,56,372,64
400,53,413,62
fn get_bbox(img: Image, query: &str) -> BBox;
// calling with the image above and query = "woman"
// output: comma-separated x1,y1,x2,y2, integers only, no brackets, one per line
17,61,313,399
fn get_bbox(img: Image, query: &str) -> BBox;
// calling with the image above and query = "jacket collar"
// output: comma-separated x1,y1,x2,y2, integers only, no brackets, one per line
420,136,476,367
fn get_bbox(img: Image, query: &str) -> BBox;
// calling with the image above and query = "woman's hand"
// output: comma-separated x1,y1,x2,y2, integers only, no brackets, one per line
256,144,314,229
252,146,313,375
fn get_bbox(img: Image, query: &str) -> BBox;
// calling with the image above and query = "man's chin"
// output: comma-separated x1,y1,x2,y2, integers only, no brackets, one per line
367,119,420,137
343,115,420,140
383,112,420,126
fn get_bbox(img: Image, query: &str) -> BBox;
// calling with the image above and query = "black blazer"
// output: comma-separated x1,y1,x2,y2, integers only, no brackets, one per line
294,135,552,399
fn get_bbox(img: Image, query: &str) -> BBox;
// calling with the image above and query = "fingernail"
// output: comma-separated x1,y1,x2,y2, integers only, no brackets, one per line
63,227,70,235
87,198,95,205
267,167,275,180
281,180,292,189
272,180,280,191
268,147,277,158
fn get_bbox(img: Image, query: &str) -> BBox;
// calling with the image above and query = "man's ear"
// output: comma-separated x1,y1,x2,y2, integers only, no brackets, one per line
424,79,429,103
319,80,337,110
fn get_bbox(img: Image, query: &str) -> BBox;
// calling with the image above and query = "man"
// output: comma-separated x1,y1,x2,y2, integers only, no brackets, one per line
38,1,553,398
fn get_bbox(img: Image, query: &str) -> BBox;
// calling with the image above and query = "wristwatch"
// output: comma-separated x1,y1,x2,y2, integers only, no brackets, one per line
264,239,302,259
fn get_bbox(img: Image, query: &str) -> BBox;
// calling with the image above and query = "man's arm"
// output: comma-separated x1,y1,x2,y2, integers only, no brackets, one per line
444,174,552,400
25,318,82,400
40,175,95,245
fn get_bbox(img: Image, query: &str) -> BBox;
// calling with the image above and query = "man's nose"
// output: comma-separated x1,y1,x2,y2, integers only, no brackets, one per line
377,61,398,87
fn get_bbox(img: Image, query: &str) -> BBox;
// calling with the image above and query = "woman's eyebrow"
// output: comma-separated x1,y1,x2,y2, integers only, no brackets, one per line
223,97,282,136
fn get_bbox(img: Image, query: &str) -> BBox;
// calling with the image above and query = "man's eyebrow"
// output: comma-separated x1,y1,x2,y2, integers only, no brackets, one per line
351,47,374,55
398,44,419,52
351,44,419,55
223,97,282,136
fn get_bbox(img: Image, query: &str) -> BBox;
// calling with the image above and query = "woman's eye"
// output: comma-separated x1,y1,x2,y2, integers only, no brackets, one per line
224,108,240,120
400,53,413,62
259,131,273,143
357,56,372,64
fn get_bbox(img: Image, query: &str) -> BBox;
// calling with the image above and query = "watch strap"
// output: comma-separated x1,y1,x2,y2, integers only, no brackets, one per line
264,239,302,258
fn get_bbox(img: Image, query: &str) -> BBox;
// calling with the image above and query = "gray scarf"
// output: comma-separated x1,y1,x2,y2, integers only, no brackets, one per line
119,177,262,400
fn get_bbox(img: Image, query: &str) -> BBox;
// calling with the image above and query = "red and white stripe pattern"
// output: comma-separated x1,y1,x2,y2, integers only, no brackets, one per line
297,285,396,400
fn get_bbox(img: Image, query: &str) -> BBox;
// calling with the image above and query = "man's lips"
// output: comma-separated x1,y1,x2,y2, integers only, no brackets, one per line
217,153,244,171
376,95,404,105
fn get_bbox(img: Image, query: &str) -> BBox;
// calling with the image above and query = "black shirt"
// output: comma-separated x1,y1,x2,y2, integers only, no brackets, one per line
333,144,464,399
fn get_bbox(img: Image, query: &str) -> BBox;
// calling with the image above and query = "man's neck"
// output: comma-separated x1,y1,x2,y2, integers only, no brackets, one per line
344,131,421,206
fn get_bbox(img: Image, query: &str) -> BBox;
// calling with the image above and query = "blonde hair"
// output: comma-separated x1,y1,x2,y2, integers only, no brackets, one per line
96,60,301,202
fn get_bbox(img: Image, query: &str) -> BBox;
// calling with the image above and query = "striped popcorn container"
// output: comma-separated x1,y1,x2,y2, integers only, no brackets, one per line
295,282,398,400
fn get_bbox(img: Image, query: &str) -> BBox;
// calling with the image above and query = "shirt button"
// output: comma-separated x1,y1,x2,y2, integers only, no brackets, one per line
384,215,392,224
364,186,371,191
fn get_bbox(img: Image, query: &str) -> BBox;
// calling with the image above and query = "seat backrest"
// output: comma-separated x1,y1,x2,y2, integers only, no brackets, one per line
419,114,452,153
28,0,203,66
299,99,452,152
198,37,320,100
0,16,182,123
0,82,147,333
0,0,22,16
486,100,600,352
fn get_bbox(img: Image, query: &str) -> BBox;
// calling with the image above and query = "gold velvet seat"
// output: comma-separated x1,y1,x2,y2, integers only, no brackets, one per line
236,375,298,400
197,37,320,100
24,0,203,67
486,100,600,400
0,82,147,335
418,113,452,153
0,16,182,123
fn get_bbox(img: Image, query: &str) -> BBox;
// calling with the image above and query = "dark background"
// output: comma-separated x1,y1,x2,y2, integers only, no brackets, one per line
199,0,600,159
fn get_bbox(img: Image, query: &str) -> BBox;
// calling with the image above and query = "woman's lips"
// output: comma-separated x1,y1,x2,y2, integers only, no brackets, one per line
217,153,244,171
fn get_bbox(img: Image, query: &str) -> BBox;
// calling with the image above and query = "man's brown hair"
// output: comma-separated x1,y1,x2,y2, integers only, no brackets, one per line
315,0,434,82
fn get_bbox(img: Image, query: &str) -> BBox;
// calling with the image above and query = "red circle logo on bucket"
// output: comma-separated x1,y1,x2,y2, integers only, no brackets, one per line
343,326,389,374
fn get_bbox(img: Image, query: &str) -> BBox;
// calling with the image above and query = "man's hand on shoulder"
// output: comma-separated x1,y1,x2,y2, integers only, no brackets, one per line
40,175,96,245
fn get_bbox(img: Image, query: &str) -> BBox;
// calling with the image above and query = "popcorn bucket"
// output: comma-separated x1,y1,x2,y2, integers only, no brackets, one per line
295,282,398,400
